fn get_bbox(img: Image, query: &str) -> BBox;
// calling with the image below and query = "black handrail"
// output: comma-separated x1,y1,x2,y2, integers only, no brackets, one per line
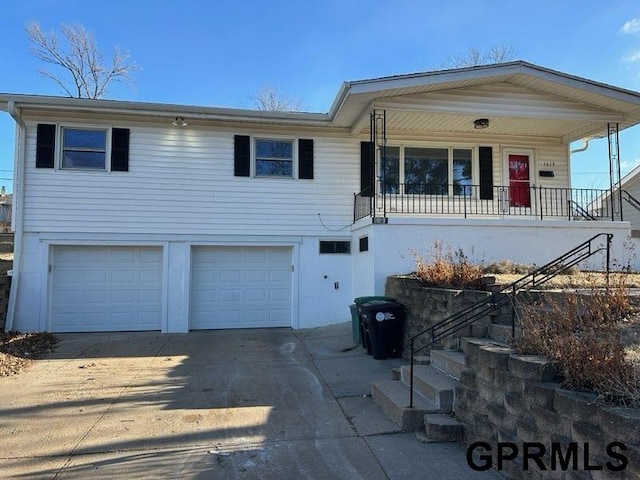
622,190,640,213
408,232,613,408
568,199,597,221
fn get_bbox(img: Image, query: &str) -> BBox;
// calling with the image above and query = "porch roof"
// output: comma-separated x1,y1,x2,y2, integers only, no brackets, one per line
330,61,640,143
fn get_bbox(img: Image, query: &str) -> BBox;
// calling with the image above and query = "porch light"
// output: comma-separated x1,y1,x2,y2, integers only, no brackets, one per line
172,116,188,127
474,118,489,129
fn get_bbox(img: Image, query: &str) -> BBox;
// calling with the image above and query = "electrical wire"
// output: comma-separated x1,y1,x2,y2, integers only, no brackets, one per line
317,213,352,232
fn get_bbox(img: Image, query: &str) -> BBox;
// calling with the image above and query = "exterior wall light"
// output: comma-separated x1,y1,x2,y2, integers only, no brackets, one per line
474,118,489,129
172,116,188,127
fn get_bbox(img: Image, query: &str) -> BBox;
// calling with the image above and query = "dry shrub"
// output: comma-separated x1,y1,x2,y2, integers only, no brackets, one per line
513,279,639,407
484,259,535,275
412,240,485,290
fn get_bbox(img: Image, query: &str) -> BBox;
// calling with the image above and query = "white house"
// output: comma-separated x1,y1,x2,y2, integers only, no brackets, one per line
1,61,640,333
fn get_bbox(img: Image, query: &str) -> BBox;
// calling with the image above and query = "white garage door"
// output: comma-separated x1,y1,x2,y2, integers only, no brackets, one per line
51,246,163,332
191,246,292,329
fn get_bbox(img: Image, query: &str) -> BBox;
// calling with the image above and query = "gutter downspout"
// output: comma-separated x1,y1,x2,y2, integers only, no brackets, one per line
570,138,590,155
6,101,26,331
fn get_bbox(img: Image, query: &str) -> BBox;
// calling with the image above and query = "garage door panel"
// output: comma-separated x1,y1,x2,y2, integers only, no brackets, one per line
245,269,266,282
245,288,267,302
219,269,242,283
191,246,292,330
51,246,163,332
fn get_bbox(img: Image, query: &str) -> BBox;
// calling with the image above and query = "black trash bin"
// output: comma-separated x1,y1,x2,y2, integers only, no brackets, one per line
353,296,396,350
358,300,405,360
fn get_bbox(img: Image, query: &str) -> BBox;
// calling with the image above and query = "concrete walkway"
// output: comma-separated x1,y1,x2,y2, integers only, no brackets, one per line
0,322,501,479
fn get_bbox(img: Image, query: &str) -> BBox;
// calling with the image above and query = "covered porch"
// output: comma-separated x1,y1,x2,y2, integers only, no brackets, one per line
337,63,640,225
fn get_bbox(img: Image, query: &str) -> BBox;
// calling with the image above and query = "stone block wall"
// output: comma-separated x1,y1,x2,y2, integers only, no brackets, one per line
385,275,492,357
456,339,640,479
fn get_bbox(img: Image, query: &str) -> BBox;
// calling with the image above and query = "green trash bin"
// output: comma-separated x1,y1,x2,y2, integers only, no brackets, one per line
350,304,360,343
351,296,396,346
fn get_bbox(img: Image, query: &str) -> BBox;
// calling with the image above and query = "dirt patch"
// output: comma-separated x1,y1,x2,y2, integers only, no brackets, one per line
0,332,58,376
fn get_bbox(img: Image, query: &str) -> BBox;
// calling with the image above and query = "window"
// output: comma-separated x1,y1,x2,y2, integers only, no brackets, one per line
453,149,472,196
255,139,294,177
319,240,351,254
381,147,400,194
405,147,448,195
61,128,107,170
359,236,369,252
380,146,474,196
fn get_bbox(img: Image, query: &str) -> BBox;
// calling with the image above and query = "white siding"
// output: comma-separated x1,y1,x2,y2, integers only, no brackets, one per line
22,123,360,236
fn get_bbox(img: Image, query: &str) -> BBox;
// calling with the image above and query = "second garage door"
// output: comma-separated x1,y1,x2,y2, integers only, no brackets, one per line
190,246,292,329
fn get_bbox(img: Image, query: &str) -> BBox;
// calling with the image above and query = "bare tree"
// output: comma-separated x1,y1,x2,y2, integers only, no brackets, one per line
25,21,139,99
440,43,517,69
251,86,303,112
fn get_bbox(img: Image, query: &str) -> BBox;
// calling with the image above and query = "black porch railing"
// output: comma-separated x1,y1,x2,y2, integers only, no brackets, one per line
354,184,616,222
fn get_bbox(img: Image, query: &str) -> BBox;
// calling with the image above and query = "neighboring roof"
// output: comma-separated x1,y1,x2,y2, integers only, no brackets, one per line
2,61,640,141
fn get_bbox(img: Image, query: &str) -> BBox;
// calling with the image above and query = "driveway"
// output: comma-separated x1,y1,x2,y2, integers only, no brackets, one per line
0,323,499,479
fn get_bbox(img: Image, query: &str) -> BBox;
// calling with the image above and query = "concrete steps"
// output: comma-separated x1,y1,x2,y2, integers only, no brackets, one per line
372,348,466,434
487,323,521,343
430,349,465,380
371,379,448,431
420,414,465,443
400,364,457,409
370,291,523,439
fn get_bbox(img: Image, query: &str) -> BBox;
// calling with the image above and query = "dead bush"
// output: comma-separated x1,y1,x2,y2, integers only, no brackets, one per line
412,240,485,290
484,259,535,275
513,278,639,407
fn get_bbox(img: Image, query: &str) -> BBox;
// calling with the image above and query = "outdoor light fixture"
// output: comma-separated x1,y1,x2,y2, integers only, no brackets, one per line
172,116,188,127
474,118,489,129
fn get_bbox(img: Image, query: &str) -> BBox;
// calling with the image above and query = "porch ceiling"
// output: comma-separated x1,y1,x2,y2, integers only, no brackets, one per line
335,62,640,143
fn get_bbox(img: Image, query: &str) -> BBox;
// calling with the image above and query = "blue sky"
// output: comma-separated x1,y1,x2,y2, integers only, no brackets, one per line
1,1,640,192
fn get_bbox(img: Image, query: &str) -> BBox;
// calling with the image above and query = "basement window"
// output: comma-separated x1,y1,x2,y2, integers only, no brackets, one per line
319,240,351,254
359,236,369,252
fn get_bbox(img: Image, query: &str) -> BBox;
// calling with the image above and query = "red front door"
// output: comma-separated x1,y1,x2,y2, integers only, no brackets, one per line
509,154,531,207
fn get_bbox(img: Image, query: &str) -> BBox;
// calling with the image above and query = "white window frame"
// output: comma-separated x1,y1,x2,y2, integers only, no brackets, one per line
379,144,477,196
58,125,111,172
253,137,297,179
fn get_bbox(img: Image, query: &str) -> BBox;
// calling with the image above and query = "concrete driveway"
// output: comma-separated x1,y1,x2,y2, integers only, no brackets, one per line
0,323,500,479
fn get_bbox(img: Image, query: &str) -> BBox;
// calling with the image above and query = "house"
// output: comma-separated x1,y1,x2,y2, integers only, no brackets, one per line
1,61,640,334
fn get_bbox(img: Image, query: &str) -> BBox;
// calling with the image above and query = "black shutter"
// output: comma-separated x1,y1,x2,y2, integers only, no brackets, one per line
111,128,130,171
360,141,374,197
36,124,56,168
298,139,314,179
234,135,251,177
479,146,494,200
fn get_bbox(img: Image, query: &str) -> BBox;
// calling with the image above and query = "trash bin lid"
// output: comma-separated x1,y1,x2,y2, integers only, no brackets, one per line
360,300,400,308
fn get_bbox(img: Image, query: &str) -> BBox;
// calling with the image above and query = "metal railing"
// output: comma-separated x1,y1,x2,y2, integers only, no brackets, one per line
354,184,616,221
623,190,640,213
407,232,614,408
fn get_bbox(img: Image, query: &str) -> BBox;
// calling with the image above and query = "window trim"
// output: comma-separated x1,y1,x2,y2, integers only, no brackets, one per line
380,144,478,197
253,136,297,179
58,124,111,172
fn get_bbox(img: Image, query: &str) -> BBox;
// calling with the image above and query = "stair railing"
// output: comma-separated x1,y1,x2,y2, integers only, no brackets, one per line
622,190,640,213
408,232,613,408
567,199,597,221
